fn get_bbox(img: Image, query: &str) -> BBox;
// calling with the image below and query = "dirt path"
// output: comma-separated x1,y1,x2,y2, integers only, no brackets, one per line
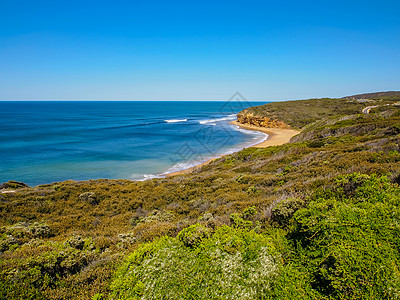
1,190,16,194
362,105,379,114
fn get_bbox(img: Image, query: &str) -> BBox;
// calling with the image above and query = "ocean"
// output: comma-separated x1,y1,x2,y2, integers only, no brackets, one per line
0,101,268,186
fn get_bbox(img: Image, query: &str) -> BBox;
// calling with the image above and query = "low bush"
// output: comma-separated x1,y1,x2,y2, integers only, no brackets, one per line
271,197,304,227
110,226,279,300
0,222,53,251
0,238,98,299
286,174,400,299
177,223,210,247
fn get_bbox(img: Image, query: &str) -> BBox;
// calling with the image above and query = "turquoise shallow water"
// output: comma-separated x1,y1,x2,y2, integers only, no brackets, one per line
0,101,268,186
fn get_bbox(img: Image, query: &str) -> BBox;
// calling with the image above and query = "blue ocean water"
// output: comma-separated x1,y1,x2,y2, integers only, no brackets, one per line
0,101,268,186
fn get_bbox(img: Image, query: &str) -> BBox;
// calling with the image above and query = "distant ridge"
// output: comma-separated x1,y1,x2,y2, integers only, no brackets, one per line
343,91,400,100
237,91,400,130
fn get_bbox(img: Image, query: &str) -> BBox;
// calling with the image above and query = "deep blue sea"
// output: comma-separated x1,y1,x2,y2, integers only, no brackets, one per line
0,101,268,186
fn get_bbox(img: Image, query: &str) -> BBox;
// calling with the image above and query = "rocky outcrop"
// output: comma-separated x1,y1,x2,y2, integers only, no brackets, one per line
237,111,290,129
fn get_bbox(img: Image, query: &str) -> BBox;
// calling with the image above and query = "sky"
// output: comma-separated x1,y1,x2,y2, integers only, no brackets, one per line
0,0,399,101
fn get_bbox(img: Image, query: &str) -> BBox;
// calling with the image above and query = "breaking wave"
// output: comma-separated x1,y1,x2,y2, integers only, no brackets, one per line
165,119,188,123
199,114,237,125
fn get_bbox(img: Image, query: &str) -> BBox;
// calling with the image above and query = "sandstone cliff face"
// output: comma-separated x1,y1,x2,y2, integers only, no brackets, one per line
237,111,290,129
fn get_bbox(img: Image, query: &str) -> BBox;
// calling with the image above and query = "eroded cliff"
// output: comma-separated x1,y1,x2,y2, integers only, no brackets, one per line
237,111,290,129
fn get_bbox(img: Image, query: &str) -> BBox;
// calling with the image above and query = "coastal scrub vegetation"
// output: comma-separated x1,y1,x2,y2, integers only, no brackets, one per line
1,94,400,299
109,174,400,299
239,93,400,129
111,226,278,299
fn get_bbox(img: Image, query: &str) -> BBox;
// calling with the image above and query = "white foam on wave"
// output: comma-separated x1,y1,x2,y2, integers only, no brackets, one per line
232,125,259,135
159,125,268,177
160,157,217,176
133,117,269,182
165,119,188,123
230,124,269,147
162,162,196,174
199,114,237,124
133,174,164,181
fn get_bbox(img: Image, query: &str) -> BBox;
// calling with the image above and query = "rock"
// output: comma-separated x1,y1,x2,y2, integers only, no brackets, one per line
237,112,290,129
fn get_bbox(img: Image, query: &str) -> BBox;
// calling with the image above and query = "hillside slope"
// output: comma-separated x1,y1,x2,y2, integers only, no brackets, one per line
343,90,400,100
237,92,400,130
1,97,400,299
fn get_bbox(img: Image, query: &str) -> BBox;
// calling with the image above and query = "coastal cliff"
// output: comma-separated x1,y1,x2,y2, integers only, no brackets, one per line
237,110,291,128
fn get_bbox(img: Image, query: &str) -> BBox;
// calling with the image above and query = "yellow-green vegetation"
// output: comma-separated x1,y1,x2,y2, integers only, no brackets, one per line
111,226,278,299
238,91,400,129
1,95,400,299
110,174,400,299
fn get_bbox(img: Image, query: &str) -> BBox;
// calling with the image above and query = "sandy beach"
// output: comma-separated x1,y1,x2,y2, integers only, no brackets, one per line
166,121,300,177
230,121,300,147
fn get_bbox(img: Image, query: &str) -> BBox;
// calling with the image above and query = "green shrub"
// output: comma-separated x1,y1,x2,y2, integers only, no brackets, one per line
287,174,400,299
0,238,98,299
0,234,18,252
308,140,325,148
234,174,251,184
64,235,94,250
110,226,279,300
242,206,257,220
229,213,253,229
177,223,210,248
28,222,52,238
0,222,52,245
271,197,304,226
334,172,370,197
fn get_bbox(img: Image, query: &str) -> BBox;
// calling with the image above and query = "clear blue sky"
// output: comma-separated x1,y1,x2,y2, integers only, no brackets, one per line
1,0,399,100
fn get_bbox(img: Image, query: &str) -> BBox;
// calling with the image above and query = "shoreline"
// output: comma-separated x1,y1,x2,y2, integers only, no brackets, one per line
165,121,299,177
230,121,300,147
